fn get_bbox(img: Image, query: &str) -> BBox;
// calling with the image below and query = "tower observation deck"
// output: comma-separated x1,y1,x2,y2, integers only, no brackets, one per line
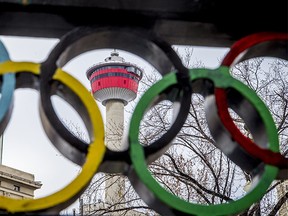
86,50,143,106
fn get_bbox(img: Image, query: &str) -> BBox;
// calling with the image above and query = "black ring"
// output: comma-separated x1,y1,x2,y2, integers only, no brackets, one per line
40,26,190,168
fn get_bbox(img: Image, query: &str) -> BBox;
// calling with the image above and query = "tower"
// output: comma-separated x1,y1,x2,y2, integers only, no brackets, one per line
86,50,143,212
86,50,143,151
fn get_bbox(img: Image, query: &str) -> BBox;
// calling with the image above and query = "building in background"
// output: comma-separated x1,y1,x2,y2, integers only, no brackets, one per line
0,124,42,200
277,181,288,216
85,50,143,215
0,164,42,199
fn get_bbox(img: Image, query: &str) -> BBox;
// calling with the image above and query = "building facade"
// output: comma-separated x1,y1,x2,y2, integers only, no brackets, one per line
0,164,42,199
277,180,288,216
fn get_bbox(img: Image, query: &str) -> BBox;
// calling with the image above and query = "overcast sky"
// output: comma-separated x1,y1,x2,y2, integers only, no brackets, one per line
0,35,229,213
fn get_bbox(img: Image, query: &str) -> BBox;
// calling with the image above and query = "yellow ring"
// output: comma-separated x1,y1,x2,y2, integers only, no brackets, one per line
0,61,105,213
0,61,40,75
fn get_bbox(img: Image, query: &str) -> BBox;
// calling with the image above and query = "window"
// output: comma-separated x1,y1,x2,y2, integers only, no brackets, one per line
13,185,20,192
126,66,142,78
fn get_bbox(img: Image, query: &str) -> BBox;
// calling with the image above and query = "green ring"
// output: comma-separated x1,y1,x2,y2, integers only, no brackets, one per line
129,68,278,215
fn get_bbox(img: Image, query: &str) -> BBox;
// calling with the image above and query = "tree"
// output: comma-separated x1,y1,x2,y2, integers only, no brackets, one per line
230,58,288,215
66,48,287,216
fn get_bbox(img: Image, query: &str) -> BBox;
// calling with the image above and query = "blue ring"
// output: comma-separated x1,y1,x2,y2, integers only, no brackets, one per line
0,40,16,134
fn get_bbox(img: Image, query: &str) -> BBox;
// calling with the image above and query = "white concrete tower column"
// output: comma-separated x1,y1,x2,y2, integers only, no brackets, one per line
105,100,125,151
104,99,126,212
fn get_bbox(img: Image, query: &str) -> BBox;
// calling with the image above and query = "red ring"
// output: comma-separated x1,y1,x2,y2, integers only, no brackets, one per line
222,32,288,66
215,88,287,168
217,32,288,171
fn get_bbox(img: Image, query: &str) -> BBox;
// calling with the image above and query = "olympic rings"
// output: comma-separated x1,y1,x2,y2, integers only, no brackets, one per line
0,41,15,135
40,26,191,171
0,29,286,215
0,61,105,214
214,32,288,179
128,69,278,216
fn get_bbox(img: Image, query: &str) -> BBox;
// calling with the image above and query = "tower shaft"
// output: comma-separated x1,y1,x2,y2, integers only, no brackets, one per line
105,99,126,212
105,100,125,151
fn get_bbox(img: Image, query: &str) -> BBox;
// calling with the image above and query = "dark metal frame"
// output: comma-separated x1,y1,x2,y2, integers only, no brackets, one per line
0,0,287,47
